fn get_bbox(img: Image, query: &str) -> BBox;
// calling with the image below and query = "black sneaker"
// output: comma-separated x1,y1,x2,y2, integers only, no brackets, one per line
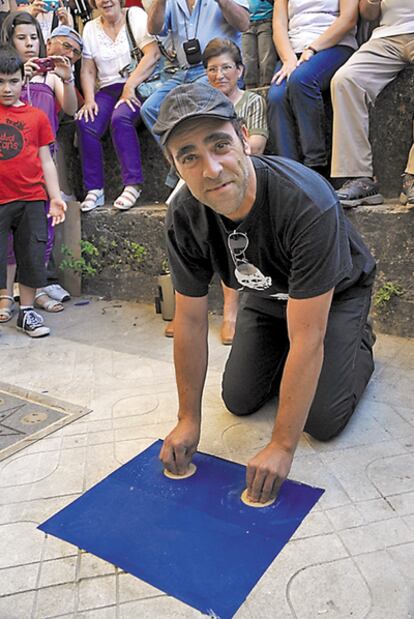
336,177,384,208
400,173,414,205
17,309,50,338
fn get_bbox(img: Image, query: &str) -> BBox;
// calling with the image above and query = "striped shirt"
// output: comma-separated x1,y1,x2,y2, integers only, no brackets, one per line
235,90,268,140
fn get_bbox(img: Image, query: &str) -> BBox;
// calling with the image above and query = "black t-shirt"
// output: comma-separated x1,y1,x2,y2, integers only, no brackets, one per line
166,156,376,301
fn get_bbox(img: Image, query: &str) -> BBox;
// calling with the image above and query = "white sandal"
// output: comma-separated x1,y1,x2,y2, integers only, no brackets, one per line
113,186,141,211
34,291,64,313
0,295,15,323
80,189,105,213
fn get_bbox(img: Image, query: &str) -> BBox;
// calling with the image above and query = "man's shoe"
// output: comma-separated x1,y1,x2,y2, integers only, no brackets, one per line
17,309,50,338
42,284,70,302
220,320,235,346
400,173,414,205
164,320,174,338
336,177,384,208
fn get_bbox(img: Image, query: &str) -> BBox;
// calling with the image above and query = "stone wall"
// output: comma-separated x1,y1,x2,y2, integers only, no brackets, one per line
70,63,414,337
80,201,414,338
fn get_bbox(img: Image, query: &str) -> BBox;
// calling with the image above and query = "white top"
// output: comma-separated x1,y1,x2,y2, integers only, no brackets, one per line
287,0,357,53
82,7,155,88
371,0,414,40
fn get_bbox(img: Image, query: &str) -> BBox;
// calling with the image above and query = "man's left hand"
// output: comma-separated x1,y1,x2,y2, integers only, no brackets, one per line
50,55,72,81
246,442,293,503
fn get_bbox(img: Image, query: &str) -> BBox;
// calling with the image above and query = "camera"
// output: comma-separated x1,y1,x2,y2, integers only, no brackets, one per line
183,38,202,66
34,58,56,73
42,0,59,12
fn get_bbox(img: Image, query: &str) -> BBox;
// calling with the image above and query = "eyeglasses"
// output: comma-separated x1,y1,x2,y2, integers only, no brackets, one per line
228,230,272,291
55,39,82,58
207,63,237,76
227,231,249,266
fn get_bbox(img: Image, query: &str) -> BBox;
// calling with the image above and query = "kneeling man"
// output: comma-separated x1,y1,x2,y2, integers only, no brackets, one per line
153,82,376,504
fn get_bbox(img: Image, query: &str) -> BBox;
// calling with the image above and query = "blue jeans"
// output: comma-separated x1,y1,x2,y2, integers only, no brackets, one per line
141,64,209,141
267,46,354,167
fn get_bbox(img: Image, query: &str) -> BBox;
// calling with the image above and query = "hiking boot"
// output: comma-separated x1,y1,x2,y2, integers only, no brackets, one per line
336,177,384,208
400,173,414,205
16,309,50,338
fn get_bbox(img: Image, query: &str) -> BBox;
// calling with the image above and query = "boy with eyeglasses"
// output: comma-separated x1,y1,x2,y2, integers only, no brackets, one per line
153,82,376,505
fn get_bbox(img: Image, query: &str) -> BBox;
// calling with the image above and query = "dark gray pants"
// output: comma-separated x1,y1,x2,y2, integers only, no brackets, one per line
221,288,375,441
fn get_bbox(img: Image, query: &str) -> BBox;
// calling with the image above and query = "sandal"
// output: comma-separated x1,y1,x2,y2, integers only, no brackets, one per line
80,189,105,213
113,185,141,211
0,295,16,323
34,291,64,313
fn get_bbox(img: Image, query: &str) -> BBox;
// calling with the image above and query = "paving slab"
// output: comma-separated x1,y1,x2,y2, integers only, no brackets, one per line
0,298,413,618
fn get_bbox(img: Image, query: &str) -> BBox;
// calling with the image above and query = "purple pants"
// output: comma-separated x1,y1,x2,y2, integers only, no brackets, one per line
77,82,144,190
7,201,53,267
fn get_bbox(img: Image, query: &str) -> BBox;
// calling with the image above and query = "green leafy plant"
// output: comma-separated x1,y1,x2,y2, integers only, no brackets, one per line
160,257,170,274
125,240,146,265
59,240,99,278
374,282,404,308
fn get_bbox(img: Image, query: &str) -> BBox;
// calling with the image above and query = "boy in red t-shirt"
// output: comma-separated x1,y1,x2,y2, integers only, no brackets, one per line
0,46,66,338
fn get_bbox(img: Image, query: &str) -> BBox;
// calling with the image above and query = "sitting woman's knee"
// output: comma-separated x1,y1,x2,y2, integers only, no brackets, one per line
267,82,288,106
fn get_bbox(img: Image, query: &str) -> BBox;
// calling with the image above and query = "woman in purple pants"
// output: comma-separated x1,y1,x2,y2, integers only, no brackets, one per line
76,0,159,212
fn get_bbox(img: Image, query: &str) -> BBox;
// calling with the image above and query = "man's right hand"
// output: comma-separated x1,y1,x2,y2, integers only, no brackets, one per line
159,417,201,475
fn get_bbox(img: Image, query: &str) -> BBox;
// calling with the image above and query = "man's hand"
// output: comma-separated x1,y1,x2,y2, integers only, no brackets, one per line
159,417,201,475
246,441,293,503
48,198,67,226
50,55,72,81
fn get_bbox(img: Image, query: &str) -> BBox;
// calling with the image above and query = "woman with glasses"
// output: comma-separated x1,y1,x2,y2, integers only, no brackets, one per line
76,0,159,211
268,0,359,176
204,37,268,156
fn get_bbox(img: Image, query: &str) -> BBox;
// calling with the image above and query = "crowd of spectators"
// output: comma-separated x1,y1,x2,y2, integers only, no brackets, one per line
0,0,413,338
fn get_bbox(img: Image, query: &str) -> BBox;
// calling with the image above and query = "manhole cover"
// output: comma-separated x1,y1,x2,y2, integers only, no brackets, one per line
21,412,49,425
0,384,90,461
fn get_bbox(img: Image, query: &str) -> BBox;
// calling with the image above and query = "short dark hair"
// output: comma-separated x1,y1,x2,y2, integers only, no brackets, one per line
202,37,243,68
1,11,46,58
0,45,24,77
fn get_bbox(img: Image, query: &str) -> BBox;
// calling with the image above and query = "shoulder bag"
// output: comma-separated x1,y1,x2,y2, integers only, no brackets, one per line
121,9,180,100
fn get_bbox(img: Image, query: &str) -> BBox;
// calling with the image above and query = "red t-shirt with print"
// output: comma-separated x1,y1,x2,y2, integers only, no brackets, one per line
0,102,54,205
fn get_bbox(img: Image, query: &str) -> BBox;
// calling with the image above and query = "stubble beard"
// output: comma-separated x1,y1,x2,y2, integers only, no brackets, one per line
206,155,250,218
